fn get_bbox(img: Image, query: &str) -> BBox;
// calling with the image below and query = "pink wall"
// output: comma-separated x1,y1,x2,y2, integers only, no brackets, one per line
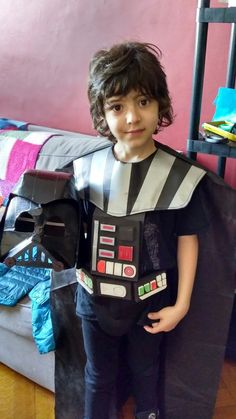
0,0,235,185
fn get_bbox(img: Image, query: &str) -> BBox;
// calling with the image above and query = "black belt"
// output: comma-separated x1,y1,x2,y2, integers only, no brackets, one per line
76,268,167,302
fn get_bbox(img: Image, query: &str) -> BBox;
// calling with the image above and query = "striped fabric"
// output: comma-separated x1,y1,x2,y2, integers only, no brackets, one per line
73,146,206,216
0,131,54,181
0,131,55,204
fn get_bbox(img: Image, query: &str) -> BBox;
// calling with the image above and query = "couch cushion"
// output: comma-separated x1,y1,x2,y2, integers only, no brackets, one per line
0,296,33,338
0,325,55,391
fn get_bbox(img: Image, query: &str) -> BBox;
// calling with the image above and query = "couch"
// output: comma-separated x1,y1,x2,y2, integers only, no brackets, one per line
0,294,55,391
0,122,110,392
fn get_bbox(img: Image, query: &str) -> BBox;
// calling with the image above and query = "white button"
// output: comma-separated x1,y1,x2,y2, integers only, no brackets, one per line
114,263,122,276
106,261,114,274
100,283,127,297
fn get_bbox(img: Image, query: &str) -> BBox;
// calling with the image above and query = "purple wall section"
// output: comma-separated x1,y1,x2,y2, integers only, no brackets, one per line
0,0,235,185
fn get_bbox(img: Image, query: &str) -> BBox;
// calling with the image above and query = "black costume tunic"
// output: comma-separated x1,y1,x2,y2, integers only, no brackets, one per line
74,146,206,336
76,178,208,337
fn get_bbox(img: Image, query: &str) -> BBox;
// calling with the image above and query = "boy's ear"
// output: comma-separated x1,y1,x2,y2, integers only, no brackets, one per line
154,112,163,134
99,116,105,123
153,116,161,134
96,117,112,138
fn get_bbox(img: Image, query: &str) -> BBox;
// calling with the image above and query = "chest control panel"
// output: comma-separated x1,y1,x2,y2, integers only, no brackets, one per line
91,209,142,281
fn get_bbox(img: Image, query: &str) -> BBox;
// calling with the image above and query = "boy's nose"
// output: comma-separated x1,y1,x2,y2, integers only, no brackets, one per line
126,107,141,124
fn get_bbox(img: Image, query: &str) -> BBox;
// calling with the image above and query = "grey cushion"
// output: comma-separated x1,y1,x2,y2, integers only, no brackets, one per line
0,296,33,338
36,133,110,171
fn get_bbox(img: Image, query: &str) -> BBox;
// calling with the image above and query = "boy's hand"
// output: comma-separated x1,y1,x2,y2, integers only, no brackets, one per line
143,304,189,334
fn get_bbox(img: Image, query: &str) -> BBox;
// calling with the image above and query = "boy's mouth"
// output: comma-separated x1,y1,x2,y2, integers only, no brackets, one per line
125,129,145,134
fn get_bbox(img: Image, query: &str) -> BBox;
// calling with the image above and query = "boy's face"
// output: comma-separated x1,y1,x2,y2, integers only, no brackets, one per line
104,89,159,154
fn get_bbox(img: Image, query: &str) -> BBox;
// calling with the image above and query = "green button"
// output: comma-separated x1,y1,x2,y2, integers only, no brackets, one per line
144,283,150,293
84,276,93,289
88,278,93,289
138,286,144,296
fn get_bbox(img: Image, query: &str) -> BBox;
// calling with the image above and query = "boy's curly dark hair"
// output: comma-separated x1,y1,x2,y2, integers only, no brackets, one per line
87,41,174,140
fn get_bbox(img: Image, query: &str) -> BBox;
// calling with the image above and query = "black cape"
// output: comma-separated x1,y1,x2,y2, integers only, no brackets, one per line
48,144,236,419
49,142,236,419
1,137,234,419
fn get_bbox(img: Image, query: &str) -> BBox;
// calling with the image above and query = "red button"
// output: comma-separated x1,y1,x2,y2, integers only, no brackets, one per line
80,271,85,281
118,246,133,261
151,280,157,290
123,265,135,277
99,249,115,259
100,224,116,232
97,260,106,273
100,236,115,246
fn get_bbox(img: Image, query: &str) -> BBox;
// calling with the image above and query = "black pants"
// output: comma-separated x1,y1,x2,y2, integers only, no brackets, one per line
81,318,163,419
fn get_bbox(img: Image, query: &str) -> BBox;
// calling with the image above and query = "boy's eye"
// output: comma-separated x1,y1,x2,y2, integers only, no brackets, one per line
111,104,122,112
104,103,122,112
139,97,150,106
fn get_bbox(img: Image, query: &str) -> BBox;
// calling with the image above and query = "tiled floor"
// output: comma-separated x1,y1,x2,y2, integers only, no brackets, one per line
0,359,236,418
213,360,236,419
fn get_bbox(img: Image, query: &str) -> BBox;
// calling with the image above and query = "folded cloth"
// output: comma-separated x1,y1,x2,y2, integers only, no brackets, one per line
0,263,51,306
0,118,28,130
213,87,236,123
0,180,15,202
0,135,16,180
3,131,55,182
6,139,48,182
29,278,55,354
0,131,55,199
0,261,54,354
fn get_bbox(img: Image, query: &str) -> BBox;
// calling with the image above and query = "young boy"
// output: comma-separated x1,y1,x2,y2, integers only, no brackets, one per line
74,42,208,419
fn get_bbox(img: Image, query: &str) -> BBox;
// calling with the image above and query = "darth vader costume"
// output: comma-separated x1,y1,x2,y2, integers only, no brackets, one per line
0,140,235,419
